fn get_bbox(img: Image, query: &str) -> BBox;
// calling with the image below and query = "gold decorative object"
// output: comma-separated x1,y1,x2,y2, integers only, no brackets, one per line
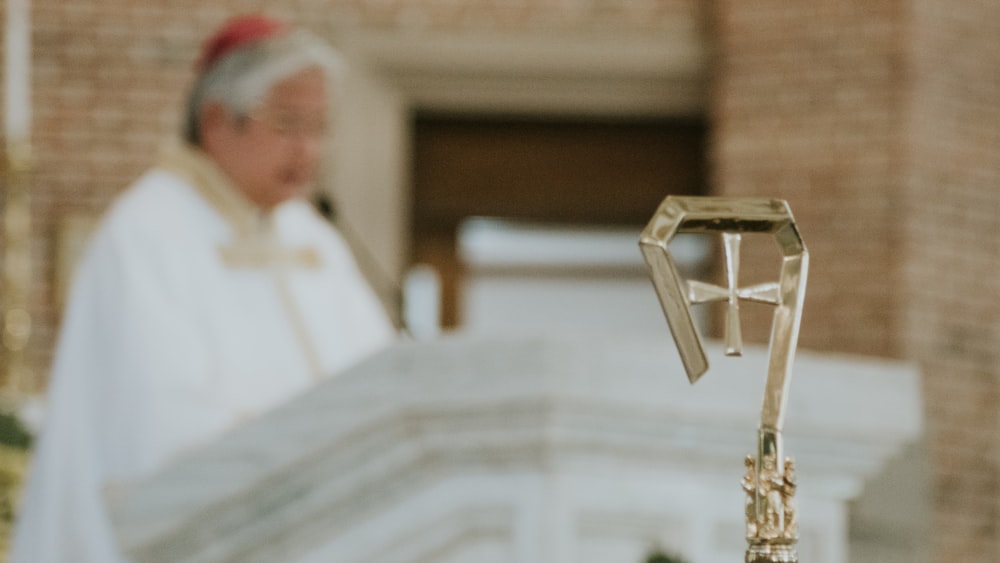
2,140,33,404
639,196,808,563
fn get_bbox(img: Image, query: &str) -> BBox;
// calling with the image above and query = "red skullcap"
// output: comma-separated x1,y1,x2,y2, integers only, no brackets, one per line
196,15,290,72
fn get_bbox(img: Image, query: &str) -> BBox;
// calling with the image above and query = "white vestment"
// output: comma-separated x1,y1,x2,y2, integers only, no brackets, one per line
9,143,396,562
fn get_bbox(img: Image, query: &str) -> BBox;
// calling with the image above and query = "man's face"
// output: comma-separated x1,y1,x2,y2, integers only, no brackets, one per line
209,67,329,209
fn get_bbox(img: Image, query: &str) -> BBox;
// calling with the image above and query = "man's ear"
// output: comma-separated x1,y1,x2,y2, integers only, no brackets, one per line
199,102,232,150
200,102,228,133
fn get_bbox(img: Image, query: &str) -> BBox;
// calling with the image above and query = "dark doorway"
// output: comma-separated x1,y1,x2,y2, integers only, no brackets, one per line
410,112,708,327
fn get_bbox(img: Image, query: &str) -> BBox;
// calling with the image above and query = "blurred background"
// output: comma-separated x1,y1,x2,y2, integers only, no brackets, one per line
2,1,999,561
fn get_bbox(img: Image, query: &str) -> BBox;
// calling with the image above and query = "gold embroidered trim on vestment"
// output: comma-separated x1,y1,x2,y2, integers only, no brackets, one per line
157,141,321,270
156,140,324,379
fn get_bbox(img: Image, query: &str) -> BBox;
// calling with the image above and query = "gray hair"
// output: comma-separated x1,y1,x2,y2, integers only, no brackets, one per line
183,28,345,145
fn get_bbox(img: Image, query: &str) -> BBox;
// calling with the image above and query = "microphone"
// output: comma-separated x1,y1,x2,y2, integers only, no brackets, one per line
314,192,337,222
312,192,410,335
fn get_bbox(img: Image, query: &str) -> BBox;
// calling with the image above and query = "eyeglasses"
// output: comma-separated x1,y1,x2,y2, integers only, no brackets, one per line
247,109,330,139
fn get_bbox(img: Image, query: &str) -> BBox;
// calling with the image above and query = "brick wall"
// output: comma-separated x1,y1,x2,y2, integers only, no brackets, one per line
906,1,1000,560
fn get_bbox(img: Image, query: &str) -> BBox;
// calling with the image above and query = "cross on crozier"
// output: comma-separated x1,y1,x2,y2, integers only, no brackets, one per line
686,232,780,357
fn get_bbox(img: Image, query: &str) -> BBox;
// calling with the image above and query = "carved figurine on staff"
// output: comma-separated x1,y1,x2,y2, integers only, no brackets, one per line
639,196,808,563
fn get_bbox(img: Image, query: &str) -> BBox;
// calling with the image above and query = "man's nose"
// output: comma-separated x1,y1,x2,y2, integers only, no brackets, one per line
295,131,325,162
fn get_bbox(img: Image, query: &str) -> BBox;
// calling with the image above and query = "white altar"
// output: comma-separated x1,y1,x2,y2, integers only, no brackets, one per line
109,335,922,563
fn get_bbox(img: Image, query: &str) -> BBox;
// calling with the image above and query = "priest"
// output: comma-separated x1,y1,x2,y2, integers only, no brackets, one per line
9,15,396,562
